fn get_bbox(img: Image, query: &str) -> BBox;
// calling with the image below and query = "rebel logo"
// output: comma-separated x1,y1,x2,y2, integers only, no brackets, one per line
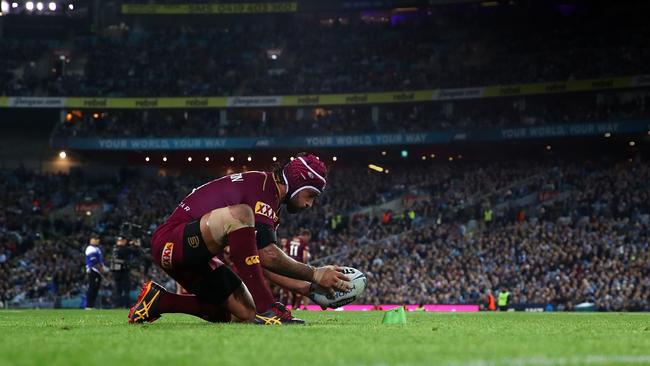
161,242,174,269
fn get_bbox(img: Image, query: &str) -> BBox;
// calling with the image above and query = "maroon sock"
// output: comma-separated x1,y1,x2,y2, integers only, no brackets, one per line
228,227,274,313
158,291,230,323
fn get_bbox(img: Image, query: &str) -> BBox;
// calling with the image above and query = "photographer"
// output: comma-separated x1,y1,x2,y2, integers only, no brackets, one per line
110,231,142,308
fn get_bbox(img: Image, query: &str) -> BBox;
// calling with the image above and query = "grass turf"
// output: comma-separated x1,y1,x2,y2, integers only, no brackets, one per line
0,310,649,366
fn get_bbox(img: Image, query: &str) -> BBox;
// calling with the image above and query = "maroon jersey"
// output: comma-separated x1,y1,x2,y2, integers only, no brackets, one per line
167,171,281,230
285,237,308,263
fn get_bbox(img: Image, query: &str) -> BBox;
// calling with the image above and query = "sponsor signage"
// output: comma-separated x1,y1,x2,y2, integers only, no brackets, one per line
4,75,648,110
51,121,650,150
122,2,298,14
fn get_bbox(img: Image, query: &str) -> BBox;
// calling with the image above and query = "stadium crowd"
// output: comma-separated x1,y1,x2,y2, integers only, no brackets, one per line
52,90,650,138
0,166,399,307
2,3,650,97
348,159,650,311
2,1,649,309
1,157,648,311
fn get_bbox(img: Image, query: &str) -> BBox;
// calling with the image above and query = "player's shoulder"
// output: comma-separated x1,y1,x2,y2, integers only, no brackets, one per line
243,171,279,197
85,245,99,255
245,171,280,218
242,171,271,182
217,171,268,185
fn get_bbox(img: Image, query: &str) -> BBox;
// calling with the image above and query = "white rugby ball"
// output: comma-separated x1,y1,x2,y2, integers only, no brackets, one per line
308,267,367,309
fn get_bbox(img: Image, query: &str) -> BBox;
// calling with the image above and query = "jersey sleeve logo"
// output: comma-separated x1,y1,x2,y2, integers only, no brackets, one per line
254,201,277,221
187,236,200,248
161,242,174,269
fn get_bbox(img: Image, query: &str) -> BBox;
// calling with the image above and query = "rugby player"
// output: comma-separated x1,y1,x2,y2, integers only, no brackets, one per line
282,230,311,309
128,154,351,325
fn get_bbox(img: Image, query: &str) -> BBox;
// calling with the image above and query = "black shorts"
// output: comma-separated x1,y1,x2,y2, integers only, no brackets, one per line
152,219,242,305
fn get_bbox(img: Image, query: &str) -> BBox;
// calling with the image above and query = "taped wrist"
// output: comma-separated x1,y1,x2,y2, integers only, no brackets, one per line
312,266,325,284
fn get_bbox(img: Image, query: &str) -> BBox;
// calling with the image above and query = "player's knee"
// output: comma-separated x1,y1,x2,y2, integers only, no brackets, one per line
228,204,254,227
237,287,257,321
240,304,256,322
228,284,256,321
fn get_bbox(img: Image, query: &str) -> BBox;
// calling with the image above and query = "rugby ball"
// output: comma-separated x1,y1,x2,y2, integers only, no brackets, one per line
308,267,367,309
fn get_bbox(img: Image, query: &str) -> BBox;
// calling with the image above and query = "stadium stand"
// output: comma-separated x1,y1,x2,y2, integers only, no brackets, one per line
1,0,649,313
2,3,650,97
1,158,648,310
51,91,650,138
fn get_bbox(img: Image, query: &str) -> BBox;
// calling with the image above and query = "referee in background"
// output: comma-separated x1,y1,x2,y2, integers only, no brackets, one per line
84,233,107,309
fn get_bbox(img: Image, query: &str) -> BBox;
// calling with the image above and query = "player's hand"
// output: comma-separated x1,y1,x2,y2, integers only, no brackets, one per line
312,265,352,292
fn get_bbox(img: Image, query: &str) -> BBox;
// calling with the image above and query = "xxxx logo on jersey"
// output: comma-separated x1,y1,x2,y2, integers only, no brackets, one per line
161,242,174,269
254,201,278,222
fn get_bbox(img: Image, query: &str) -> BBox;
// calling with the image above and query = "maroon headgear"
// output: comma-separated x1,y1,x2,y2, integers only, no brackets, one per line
282,154,327,200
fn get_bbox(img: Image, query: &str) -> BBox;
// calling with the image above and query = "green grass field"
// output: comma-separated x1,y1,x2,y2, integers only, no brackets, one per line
1,310,649,366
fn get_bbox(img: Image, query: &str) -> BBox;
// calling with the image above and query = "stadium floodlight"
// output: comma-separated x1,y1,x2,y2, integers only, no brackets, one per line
68,3,73,10
162,156,167,162
36,2,43,11
448,156,454,162
1,1,9,13
332,156,338,162
368,164,384,173
272,156,277,162
48,1,55,10
145,157,150,162
59,151,67,159
204,157,209,162
381,151,387,156
629,141,636,147
400,150,408,158
187,157,192,162
247,156,252,162
421,155,427,160
25,1,34,11
11,1,17,9
229,156,234,162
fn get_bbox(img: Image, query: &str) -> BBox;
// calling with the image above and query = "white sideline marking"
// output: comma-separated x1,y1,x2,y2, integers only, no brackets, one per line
444,355,650,366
